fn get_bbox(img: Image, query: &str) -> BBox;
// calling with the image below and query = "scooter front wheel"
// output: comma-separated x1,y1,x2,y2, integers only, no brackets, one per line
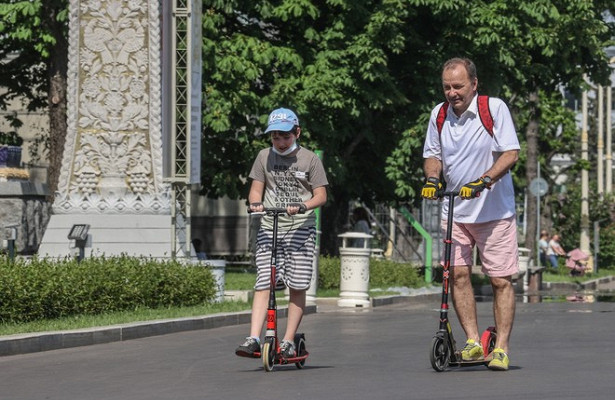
430,335,450,372
262,338,276,372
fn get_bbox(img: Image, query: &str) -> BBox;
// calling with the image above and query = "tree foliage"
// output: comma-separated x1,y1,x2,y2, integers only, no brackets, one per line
0,0,69,197
0,0,614,256
0,0,68,116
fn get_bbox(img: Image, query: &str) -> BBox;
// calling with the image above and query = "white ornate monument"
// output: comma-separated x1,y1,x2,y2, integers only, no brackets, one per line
38,0,201,259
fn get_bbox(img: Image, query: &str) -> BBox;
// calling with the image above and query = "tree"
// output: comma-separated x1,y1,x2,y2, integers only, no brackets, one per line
0,0,69,199
201,0,423,254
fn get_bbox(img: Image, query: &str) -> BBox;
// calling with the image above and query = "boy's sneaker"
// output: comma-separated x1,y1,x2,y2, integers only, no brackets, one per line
461,339,484,361
487,348,509,371
279,340,296,358
235,337,260,357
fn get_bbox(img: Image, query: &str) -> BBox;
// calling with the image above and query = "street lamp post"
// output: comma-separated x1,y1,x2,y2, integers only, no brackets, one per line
581,89,591,263
598,85,604,196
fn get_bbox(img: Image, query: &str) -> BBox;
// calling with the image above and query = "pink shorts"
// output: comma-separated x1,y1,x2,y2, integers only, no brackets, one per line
440,216,519,277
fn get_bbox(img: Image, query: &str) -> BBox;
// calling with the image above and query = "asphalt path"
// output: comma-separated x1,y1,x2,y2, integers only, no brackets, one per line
1,297,614,400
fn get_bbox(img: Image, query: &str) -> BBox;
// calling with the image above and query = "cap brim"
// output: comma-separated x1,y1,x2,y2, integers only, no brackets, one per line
265,122,295,133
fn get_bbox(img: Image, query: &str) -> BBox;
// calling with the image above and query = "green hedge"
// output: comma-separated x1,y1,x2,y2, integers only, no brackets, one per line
318,256,423,289
0,256,216,323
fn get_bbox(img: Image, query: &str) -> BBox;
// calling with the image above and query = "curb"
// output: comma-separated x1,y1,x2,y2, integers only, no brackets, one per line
0,305,316,358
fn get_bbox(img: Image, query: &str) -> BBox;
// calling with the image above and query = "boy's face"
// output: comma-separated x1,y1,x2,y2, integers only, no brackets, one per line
270,130,299,152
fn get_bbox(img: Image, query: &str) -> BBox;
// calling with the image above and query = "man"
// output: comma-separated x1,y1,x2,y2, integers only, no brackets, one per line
422,57,520,371
547,234,566,270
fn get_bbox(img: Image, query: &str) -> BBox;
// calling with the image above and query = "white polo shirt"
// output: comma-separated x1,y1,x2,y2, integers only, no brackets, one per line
423,94,520,223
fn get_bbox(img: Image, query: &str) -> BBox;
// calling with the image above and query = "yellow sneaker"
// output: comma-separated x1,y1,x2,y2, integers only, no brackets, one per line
461,339,484,361
487,348,509,371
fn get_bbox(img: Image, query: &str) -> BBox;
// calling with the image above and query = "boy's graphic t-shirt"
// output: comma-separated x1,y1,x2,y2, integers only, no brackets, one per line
249,147,328,231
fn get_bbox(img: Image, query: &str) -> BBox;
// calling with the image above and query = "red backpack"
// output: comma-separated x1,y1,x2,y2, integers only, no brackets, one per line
435,95,494,137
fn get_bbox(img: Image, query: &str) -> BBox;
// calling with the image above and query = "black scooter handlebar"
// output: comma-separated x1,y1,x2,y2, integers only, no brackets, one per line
248,203,307,215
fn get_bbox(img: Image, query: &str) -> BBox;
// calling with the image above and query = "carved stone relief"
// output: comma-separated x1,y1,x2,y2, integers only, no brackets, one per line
54,0,169,214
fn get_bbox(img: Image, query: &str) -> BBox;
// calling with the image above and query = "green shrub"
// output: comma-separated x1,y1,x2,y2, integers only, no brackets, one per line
317,255,340,289
598,223,615,269
369,258,423,288
0,255,217,323
317,255,423,289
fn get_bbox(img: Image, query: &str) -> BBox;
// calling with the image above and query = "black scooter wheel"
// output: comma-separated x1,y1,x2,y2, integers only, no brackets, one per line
262,338,276,372
430,335,450,372
294,335,306,369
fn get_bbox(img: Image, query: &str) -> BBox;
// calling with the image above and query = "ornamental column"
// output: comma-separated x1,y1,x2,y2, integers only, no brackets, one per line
39,0,201,259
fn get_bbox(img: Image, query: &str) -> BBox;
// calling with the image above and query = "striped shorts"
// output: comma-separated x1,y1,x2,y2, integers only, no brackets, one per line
254,226,316,291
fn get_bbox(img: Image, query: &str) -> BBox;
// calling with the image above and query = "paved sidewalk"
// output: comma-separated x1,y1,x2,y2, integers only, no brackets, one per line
1,293,614,400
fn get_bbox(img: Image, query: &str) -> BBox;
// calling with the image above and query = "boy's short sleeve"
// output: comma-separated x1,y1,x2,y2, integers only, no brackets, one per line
248,149,268,183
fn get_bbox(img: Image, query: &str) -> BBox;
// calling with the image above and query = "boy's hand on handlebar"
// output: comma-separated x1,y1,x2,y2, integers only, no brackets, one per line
287,203,307,215
459,178,488,199
421,177,443,200
249,202,263,213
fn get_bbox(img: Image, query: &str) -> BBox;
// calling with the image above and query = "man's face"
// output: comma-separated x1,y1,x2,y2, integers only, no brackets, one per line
442,64,477,116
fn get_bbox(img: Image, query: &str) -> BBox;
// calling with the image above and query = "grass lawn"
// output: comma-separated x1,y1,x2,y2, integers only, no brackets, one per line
542,267,614,283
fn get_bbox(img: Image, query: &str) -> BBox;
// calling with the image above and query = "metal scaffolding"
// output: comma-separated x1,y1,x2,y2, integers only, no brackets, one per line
168,0,201,258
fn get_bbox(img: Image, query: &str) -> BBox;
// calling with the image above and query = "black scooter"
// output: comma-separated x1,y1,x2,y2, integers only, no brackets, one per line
429,192,497,372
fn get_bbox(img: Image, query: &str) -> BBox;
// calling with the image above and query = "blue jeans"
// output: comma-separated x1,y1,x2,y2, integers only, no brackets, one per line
549,255,559,269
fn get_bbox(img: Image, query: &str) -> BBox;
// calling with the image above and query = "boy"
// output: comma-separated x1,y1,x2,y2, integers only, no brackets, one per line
235,107,328,358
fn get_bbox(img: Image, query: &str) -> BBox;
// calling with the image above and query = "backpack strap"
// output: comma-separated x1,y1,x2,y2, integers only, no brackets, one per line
477,95,494,137
436,95,494,137
435,102,449,135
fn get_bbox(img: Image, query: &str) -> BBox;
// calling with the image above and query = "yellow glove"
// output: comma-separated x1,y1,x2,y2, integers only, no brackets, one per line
421,177,443,199
459,176,491,199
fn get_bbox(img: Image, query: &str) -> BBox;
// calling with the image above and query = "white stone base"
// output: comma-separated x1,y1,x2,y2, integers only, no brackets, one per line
337,294,371,308
37,213,188,259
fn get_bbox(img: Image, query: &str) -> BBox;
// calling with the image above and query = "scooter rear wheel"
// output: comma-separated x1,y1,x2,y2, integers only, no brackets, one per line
430,335,450,372
295,336,307,369
262,338,276,372
480,327,497,357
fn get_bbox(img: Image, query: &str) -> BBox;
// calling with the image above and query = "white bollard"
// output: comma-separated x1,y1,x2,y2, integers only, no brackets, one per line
203,259,226,302
337,232,373,308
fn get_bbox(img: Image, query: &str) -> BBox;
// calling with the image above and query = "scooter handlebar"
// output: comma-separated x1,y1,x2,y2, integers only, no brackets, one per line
247,203,307,215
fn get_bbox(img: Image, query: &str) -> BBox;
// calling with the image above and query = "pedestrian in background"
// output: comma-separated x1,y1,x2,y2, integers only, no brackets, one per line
547,234,566,270
350,207,371,247
538,230,549,267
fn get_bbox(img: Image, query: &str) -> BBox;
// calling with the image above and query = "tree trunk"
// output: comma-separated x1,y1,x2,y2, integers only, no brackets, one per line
46,5,69,202
524,90,540,262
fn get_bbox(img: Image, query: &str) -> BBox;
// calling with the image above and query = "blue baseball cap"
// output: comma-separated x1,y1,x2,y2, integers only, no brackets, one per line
265,108,299,133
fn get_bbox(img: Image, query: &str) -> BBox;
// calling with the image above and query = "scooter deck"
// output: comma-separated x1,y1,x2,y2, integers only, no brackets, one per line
449,352,492,367
235,350,309,364
449,359,489,367
277,351,309,365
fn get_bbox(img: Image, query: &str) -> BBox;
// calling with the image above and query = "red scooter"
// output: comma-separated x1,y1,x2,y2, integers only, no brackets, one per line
246,207,309,372
429,192,497,371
